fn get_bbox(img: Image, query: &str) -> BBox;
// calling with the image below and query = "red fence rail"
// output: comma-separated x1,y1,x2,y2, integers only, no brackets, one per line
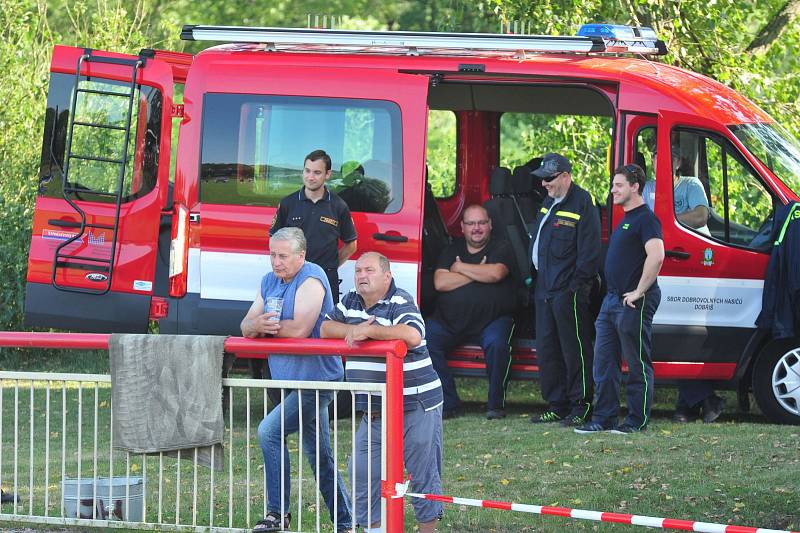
0,332,408,532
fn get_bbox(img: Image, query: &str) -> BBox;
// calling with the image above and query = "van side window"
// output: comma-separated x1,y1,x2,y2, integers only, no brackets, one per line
199,94,402,214
673,129,774,250
426,110,457,198
634,127,656,210
38,73,162,203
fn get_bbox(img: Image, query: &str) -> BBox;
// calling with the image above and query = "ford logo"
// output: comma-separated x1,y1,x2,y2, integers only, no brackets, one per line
85,272,108,282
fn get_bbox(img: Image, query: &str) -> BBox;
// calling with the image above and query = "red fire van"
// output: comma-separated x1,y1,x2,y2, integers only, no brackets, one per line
24,25,800,423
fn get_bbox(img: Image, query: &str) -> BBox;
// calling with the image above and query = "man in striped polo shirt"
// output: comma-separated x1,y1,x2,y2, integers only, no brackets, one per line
321,252,443,533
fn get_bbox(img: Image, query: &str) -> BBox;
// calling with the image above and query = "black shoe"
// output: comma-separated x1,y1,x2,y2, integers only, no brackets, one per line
560,415,586,427
573,421,612,434
486,409,506,420
530,410,565,424
443,407,464,420
671,408,695,423
702,395,725,423
609,424,646,434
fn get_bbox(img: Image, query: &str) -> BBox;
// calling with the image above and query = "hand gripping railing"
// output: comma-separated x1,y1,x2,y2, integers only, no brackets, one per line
0,332,409,532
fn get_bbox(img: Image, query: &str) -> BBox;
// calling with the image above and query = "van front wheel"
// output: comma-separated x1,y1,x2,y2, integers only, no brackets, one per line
752,339,800,425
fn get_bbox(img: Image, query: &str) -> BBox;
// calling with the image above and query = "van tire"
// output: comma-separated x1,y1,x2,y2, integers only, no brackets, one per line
752,339,800,425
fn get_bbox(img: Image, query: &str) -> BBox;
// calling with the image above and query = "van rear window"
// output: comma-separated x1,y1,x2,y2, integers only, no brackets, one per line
199,94,403,213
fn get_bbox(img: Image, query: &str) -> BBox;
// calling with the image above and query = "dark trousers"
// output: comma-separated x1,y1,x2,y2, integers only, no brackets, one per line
324,268,340,304
592,289,660,429
535,285,594,418
676,381,716,409
427,316,514,410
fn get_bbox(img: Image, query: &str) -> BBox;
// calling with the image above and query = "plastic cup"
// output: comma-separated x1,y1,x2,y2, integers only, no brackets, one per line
265,296,283,321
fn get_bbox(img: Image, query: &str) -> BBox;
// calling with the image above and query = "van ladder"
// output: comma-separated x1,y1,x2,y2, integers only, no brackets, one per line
52,49,148,295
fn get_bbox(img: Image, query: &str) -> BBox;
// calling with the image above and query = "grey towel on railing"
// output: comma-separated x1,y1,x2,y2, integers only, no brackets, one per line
109,334,226,469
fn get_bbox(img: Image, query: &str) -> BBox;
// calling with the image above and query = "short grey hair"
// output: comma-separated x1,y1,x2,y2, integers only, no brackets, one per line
270,227,306,254
360,251,391,273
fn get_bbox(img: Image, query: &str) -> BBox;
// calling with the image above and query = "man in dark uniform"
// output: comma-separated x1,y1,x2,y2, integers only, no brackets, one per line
270,149,358,303
575,164,664,435
529,153,601,427
426,204,516,420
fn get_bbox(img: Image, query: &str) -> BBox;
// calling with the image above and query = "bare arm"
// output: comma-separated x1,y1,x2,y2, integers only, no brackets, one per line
433,268,472,292
321,317,422,348
275,278,325,338
622,238,665,308
677,205,709,229
338,239,357,266
240,293,280,338
451,257,509,284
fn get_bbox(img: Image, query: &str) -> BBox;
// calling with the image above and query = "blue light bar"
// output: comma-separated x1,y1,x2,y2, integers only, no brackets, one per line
578,23,659,40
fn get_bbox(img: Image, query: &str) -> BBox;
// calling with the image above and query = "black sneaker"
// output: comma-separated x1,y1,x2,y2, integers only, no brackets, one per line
486,409,506,420
253,511,290,532
573,421,612,434
559,415,586,427
671,408,695,423
530,410,564,424
702,395,725,423
609,424,646,434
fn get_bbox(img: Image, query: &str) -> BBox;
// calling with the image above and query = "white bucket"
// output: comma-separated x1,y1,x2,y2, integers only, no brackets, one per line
62,477,143,522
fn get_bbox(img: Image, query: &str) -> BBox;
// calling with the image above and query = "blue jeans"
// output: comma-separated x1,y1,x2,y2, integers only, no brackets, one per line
592,289,660,429
257,388,352,529
427,316,514,410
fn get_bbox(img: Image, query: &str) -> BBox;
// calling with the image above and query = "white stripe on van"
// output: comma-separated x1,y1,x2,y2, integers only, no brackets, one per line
189,248,419,303
654,275,763,329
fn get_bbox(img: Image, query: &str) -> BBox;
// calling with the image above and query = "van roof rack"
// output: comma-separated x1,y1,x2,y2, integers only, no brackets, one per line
180,25,667,57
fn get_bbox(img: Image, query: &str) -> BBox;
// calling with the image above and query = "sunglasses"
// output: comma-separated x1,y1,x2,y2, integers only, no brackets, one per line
541,172,564,183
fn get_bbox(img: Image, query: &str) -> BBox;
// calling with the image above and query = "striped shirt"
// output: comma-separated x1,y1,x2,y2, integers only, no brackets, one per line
325,280,443,412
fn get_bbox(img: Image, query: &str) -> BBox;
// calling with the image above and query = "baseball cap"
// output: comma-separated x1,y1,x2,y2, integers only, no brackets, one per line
532,153,572,181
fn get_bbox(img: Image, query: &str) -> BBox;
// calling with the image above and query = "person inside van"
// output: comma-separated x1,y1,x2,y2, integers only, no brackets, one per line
426,204,516,420
240,227,352,533
643,145,725,423
643,144,710,235
321,252,443,533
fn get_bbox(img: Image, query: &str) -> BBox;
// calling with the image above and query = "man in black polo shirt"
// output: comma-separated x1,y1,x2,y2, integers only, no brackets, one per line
270,149,357,303
575,164,665,435
427,204,516,420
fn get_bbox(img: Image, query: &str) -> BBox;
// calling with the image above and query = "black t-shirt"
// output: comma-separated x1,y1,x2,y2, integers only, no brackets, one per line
270,187,357,271
433,237,516,334
604,204,663,295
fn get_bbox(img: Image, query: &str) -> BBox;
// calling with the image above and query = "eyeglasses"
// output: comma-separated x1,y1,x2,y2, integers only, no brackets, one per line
462,219,490,227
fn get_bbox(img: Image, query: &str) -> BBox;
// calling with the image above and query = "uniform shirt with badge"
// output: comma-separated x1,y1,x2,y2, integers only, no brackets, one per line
270,187,357,271
433,237,516,335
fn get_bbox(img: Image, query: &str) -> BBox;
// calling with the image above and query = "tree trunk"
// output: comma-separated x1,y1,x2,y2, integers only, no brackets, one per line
746,0,800,54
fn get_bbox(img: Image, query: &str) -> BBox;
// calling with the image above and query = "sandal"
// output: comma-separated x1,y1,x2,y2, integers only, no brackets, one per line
253,511,290,532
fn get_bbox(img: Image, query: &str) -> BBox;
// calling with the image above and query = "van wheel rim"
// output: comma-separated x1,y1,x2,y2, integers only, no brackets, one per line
773,348,800,416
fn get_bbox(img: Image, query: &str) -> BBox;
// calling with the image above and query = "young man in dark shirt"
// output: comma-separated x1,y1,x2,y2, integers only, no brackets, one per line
427,204,516,420
270,149,357,303
575,164,665,435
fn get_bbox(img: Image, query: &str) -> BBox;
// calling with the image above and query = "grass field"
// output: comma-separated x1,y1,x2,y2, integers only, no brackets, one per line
0,348,798,533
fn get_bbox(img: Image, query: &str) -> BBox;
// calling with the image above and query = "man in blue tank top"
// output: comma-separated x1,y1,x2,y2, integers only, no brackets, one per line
240,227,352,532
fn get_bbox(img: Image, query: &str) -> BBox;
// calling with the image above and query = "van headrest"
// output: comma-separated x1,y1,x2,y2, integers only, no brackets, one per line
512,165,534,194
634,151,647,176
489,167,512,196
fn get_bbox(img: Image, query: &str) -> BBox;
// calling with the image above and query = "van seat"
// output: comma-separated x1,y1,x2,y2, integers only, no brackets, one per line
421,170,451,315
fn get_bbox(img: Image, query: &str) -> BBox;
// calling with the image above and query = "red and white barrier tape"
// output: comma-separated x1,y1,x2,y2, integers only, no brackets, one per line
394,483,797,533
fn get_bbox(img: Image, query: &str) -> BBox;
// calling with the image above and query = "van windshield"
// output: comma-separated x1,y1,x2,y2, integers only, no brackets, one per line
730,122,800,195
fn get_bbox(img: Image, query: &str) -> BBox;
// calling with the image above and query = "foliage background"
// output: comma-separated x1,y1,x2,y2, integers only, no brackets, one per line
2,0,800,329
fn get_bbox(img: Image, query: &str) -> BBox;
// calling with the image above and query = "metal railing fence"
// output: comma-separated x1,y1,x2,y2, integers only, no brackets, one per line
0,333,408,532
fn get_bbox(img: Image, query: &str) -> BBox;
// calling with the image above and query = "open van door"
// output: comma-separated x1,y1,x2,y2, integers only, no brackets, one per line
24,45,173,332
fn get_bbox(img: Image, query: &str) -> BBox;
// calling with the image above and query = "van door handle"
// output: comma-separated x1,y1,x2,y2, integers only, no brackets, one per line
665,249,691,260
48,219,82,228
373,232,408,243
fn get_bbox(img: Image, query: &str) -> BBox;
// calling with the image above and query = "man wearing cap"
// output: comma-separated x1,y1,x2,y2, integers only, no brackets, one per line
529,153,601,427
271,149,358,304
